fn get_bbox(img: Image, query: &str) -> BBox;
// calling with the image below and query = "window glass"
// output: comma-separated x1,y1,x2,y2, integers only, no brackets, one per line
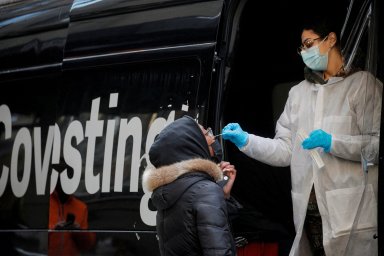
0,75,59,229
57,58,201,230
0,58,201,233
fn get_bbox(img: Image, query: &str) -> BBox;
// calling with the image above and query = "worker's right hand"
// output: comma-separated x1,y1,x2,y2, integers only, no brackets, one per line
222,123,249,148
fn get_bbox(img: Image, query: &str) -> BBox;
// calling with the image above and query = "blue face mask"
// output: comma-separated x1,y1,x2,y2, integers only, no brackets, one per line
300,44,329,71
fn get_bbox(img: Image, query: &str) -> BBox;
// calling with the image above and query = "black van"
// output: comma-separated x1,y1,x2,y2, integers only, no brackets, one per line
0,0,383,255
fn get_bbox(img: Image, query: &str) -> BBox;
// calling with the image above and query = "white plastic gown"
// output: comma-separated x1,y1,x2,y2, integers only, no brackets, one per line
241,71,382,256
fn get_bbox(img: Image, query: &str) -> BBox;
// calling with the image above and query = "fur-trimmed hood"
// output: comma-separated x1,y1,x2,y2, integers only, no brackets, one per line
142,115,223,210
142,158,223,211
142,158,223,192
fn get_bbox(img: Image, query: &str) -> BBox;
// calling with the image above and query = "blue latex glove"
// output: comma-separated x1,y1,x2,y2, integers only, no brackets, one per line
222,123,249,148
302,129,332,153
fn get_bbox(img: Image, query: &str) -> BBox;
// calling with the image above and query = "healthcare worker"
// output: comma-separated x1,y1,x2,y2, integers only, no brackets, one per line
221,16,382,256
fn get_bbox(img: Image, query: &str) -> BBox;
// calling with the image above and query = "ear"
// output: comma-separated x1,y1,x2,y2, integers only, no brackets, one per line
327,32,337,47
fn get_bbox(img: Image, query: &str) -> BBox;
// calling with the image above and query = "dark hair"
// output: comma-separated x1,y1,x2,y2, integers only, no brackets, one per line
301,15,343,49
301,14,364,78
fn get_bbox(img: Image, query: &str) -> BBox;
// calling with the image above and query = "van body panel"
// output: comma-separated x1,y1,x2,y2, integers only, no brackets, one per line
0,0,224,254
0,0,72,73
64,0,223,62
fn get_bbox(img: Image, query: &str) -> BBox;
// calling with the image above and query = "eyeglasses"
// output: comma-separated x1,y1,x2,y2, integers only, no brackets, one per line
297,37,321,54
204,127,222,138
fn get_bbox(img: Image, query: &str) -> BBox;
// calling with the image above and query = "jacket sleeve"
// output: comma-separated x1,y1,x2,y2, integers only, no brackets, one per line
331,72,382,163
194,182,235,256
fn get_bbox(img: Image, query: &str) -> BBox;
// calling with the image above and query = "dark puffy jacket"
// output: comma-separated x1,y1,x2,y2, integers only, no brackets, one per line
142,116,235,256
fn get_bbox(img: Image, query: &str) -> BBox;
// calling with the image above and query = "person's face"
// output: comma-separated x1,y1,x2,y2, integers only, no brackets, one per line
199,126,216,157
300,29,329,55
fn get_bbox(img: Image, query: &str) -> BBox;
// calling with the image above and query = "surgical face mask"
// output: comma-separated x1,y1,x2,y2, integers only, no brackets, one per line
210,140,223,163
300,40,329,71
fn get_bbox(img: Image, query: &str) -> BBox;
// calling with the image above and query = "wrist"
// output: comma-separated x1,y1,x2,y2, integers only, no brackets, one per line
237,132,249,148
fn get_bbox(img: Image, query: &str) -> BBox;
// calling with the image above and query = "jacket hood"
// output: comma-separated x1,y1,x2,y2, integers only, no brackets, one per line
148,115,211,168
142,158,223,210
142,158,222,192
142,115,223,210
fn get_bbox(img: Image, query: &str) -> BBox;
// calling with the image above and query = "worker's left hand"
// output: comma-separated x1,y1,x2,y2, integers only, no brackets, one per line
302,129,332,152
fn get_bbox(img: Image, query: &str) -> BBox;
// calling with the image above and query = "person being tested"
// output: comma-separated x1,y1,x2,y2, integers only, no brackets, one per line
142,115,237,256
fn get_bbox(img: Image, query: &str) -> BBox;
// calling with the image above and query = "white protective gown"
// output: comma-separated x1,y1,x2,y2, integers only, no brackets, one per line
241,71,382,256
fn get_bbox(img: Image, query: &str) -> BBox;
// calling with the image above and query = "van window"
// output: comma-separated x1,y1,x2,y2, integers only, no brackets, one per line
59,58,201,230
0,58,201,231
